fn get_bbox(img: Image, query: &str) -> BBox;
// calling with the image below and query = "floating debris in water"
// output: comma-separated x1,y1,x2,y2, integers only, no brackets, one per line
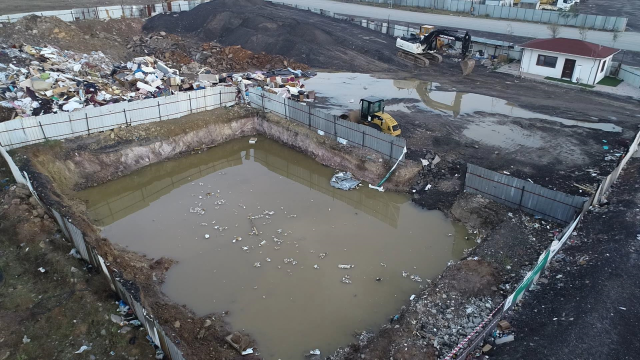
314,264,319,269
341,275,352,284
410,274,422,282
319,253,327,259
338,264,355,269
402,271,409,278
253,262,261,268
189,207,206,215
204,234,210,239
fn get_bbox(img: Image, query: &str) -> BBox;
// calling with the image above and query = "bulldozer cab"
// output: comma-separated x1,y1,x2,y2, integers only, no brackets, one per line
359,97,401,136
360,96,385,121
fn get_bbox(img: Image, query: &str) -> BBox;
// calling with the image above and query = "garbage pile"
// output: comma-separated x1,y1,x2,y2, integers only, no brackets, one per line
0,44,184,118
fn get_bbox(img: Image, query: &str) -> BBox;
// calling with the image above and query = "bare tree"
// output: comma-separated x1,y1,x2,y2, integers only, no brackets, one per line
578,26,590,41
547,23,561,38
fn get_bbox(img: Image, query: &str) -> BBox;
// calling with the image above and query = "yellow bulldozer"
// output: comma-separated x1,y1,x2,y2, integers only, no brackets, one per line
340,97,401,136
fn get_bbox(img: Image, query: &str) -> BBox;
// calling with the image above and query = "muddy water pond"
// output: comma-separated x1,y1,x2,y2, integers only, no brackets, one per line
77,137,473,359
305,72,621,133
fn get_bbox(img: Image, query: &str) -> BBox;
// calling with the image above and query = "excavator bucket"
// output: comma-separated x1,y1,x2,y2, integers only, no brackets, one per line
460,58,475,76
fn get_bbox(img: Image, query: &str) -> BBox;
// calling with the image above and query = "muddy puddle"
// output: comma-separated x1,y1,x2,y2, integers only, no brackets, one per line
304,73,621,132
77,137,473,359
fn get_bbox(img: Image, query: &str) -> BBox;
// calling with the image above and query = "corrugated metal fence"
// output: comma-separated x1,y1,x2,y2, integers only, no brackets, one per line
0,1,209,23
248,88,406,162
464,163,588,223
351,0,627,31
617,65,640,89
0,86,237,150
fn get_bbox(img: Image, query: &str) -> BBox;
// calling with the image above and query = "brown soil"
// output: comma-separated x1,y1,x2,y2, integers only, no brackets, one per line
0,183,156,360
0,16,144,61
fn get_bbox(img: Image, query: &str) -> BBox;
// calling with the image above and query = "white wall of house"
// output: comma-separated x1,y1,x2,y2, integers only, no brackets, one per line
520,48,614,85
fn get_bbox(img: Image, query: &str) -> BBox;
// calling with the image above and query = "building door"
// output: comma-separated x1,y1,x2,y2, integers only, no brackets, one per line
561,59,576,79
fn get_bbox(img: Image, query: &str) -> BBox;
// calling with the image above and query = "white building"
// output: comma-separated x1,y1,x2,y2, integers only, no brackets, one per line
519,38,619,85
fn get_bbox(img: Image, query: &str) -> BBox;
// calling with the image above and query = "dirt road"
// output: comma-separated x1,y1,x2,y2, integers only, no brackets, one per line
272,0,640,51
490,158,640,360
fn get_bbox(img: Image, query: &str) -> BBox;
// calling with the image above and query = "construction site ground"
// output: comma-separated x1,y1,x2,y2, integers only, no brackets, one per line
0,1,639,359
491,158,640,360
0,171,156,360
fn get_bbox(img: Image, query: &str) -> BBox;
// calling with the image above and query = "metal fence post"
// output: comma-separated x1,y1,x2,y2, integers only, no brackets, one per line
85,114,90,134
308,106,312,129
188,92,193,114
123,109,128,126
284,98,287,119
157,101,162,121
219,89,222,107
38,121,47,141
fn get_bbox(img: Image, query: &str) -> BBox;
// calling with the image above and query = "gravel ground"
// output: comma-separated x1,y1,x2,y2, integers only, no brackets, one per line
489,158,640,359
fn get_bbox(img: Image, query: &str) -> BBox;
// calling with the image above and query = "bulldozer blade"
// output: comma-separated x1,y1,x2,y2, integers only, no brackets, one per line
460,58,475,76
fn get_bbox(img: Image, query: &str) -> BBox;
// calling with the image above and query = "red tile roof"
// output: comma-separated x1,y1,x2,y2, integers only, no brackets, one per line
520,38,619,59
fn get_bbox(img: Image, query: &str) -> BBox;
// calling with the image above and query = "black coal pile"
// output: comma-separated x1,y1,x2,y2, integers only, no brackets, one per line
143,0,404,72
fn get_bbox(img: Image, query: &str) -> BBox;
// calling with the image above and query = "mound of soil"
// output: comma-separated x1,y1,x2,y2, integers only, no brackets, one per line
143,0,406,72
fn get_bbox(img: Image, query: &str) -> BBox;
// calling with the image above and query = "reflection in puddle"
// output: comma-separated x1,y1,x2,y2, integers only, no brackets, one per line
304,73,621,132
77,137,473,360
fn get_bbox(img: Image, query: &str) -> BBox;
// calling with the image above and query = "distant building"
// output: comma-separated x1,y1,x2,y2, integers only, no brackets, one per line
519,38,619,85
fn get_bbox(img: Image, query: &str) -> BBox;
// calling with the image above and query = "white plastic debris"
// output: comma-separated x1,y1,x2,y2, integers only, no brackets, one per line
341,275,352,284
37,267,46,273
253,262,261,268
308,349,321,355
338,264,355,269
204,234,210,239
410,294,416,301
330,172,360,191
22,335,30,344
69,248,82,259
75,345,91,354
241,348,254,355
314,264,319,269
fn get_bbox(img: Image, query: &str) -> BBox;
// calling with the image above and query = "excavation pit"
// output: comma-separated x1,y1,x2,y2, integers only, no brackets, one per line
76,136,472,359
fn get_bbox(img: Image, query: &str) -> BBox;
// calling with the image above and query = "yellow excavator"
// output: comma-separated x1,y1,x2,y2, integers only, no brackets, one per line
340,97,401,136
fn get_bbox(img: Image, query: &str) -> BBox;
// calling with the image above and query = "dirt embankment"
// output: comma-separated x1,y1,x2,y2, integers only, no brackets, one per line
142,0,407,73
0,184,156,360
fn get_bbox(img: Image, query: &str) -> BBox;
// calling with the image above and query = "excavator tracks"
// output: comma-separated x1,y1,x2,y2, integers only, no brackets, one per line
397,51,429,67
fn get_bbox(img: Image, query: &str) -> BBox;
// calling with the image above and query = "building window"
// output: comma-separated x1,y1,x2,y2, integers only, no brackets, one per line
536,54,558,68
600,60,607,73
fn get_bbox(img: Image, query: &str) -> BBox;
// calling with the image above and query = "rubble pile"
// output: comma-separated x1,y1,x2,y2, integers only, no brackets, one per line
128,32,309,74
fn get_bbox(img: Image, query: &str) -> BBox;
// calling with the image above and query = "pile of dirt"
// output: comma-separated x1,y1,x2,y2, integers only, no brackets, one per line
142,0,407,72
128,32,309,73
0,15,143,61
